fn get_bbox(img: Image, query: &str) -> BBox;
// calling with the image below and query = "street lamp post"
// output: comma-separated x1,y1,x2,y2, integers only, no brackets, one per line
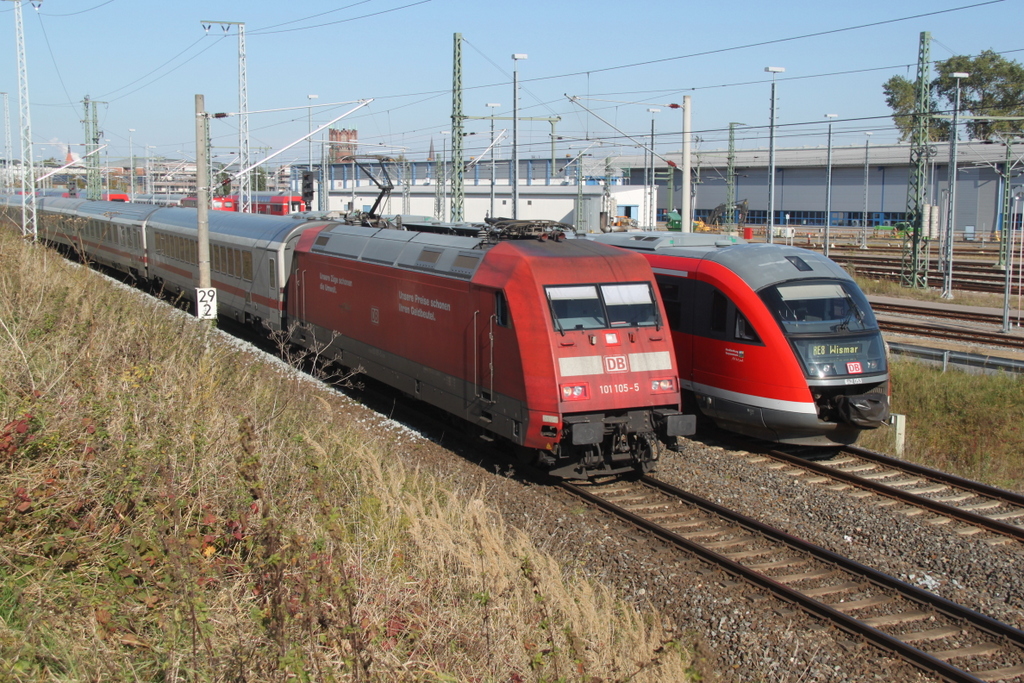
307,95,318,167
486,102,500,218
861,131,872,249
824,114,837,257
765,66,785,243
1003,192,1022,332
646,107,660,229
128,128,135,200
511,53,527,219
307,95,319,213
942,71,970,300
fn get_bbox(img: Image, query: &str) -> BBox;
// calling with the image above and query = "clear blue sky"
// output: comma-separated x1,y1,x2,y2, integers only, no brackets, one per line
1,0,1020,168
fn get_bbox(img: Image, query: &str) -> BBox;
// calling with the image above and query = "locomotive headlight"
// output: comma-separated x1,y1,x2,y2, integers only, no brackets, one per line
560,383,590,401
650,378,676,393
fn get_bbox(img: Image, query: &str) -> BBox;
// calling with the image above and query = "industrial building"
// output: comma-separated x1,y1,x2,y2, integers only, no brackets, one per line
298,140,1020,238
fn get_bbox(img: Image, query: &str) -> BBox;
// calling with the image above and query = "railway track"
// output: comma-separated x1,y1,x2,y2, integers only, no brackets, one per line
563,475,1024,682
831,254,1023,296
748,444,1024,545
878,319,1024,351
871,301,1012,326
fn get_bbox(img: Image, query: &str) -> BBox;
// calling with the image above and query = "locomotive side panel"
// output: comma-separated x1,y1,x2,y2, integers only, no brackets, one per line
289,239,532,447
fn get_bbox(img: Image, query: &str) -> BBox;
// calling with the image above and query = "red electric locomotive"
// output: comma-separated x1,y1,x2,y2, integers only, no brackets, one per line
592,232,889,447
223,193,305,215
288,220,693,478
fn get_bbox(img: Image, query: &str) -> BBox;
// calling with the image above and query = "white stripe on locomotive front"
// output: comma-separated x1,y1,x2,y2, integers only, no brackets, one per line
558,351,672,377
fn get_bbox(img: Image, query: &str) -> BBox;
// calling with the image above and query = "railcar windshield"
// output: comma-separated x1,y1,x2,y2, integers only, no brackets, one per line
759,280,878,335
759,279,886,379
546,282,659,331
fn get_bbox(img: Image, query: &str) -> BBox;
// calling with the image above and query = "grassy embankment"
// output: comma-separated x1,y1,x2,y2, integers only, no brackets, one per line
0,228,695,681
851,275,1024,491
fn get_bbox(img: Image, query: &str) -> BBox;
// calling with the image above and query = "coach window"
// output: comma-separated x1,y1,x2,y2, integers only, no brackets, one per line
242,252,253,281
734,312,761,343
268,258,277,290
710,290,727,334
656,278,682,331
495,290,510,327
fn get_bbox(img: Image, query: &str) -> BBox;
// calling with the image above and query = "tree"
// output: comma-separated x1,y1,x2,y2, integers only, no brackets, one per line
882,75,943,142
883,50,1024,142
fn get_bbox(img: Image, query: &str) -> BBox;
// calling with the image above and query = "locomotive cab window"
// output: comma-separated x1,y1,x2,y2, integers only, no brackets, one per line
600,283,658,327
495,290,511,328
545,282,658,331
547,285,605,330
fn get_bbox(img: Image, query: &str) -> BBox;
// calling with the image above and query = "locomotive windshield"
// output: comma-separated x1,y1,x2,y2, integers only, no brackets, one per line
759,279,886,379
546,282,659,331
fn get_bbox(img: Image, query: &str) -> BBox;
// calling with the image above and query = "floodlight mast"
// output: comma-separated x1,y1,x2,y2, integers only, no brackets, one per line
512,53,527,219
765,66,785,244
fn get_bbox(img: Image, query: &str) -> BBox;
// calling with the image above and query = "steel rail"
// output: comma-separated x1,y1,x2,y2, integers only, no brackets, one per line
843,445,1024,510
871,301,1007,325
562,476,1024,683
762,446,1024,543
879,319,1024,350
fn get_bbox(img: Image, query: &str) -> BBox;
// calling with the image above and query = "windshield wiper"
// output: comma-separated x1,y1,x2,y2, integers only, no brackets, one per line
832,291,864,332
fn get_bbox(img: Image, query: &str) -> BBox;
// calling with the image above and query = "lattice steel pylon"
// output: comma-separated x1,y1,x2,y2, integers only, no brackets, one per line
9,0,38,238
82,97,103,200
901,31,932,288
726,122,742,228
450,33,464,222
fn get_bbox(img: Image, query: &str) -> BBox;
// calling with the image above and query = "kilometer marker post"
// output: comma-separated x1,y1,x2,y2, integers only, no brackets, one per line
195,94,216,321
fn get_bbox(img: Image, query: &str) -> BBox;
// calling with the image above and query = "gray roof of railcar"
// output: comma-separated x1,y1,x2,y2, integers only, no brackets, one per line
311,222,493,280
145,207,322,247
62,199,163,223
591,231,852,291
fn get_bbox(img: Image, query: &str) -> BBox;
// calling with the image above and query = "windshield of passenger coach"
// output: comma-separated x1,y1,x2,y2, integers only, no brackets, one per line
759,280,878,335
546,283,659,331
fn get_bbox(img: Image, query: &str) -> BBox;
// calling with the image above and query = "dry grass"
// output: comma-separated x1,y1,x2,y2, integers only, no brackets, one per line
0,230,695,682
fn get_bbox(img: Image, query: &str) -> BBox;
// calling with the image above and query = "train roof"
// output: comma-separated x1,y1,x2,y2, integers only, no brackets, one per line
46,198,163,224
147,207,324,246
590,231,745,252
590,231,853,291
308,221,601,281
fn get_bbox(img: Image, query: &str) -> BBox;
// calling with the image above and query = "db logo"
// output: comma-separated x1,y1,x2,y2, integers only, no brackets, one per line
604,355,629,373
846,361,863,374
371,307,380,325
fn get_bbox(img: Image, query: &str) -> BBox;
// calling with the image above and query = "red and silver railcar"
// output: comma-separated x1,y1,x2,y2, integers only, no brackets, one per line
592,233,889,446
289,222,692,478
